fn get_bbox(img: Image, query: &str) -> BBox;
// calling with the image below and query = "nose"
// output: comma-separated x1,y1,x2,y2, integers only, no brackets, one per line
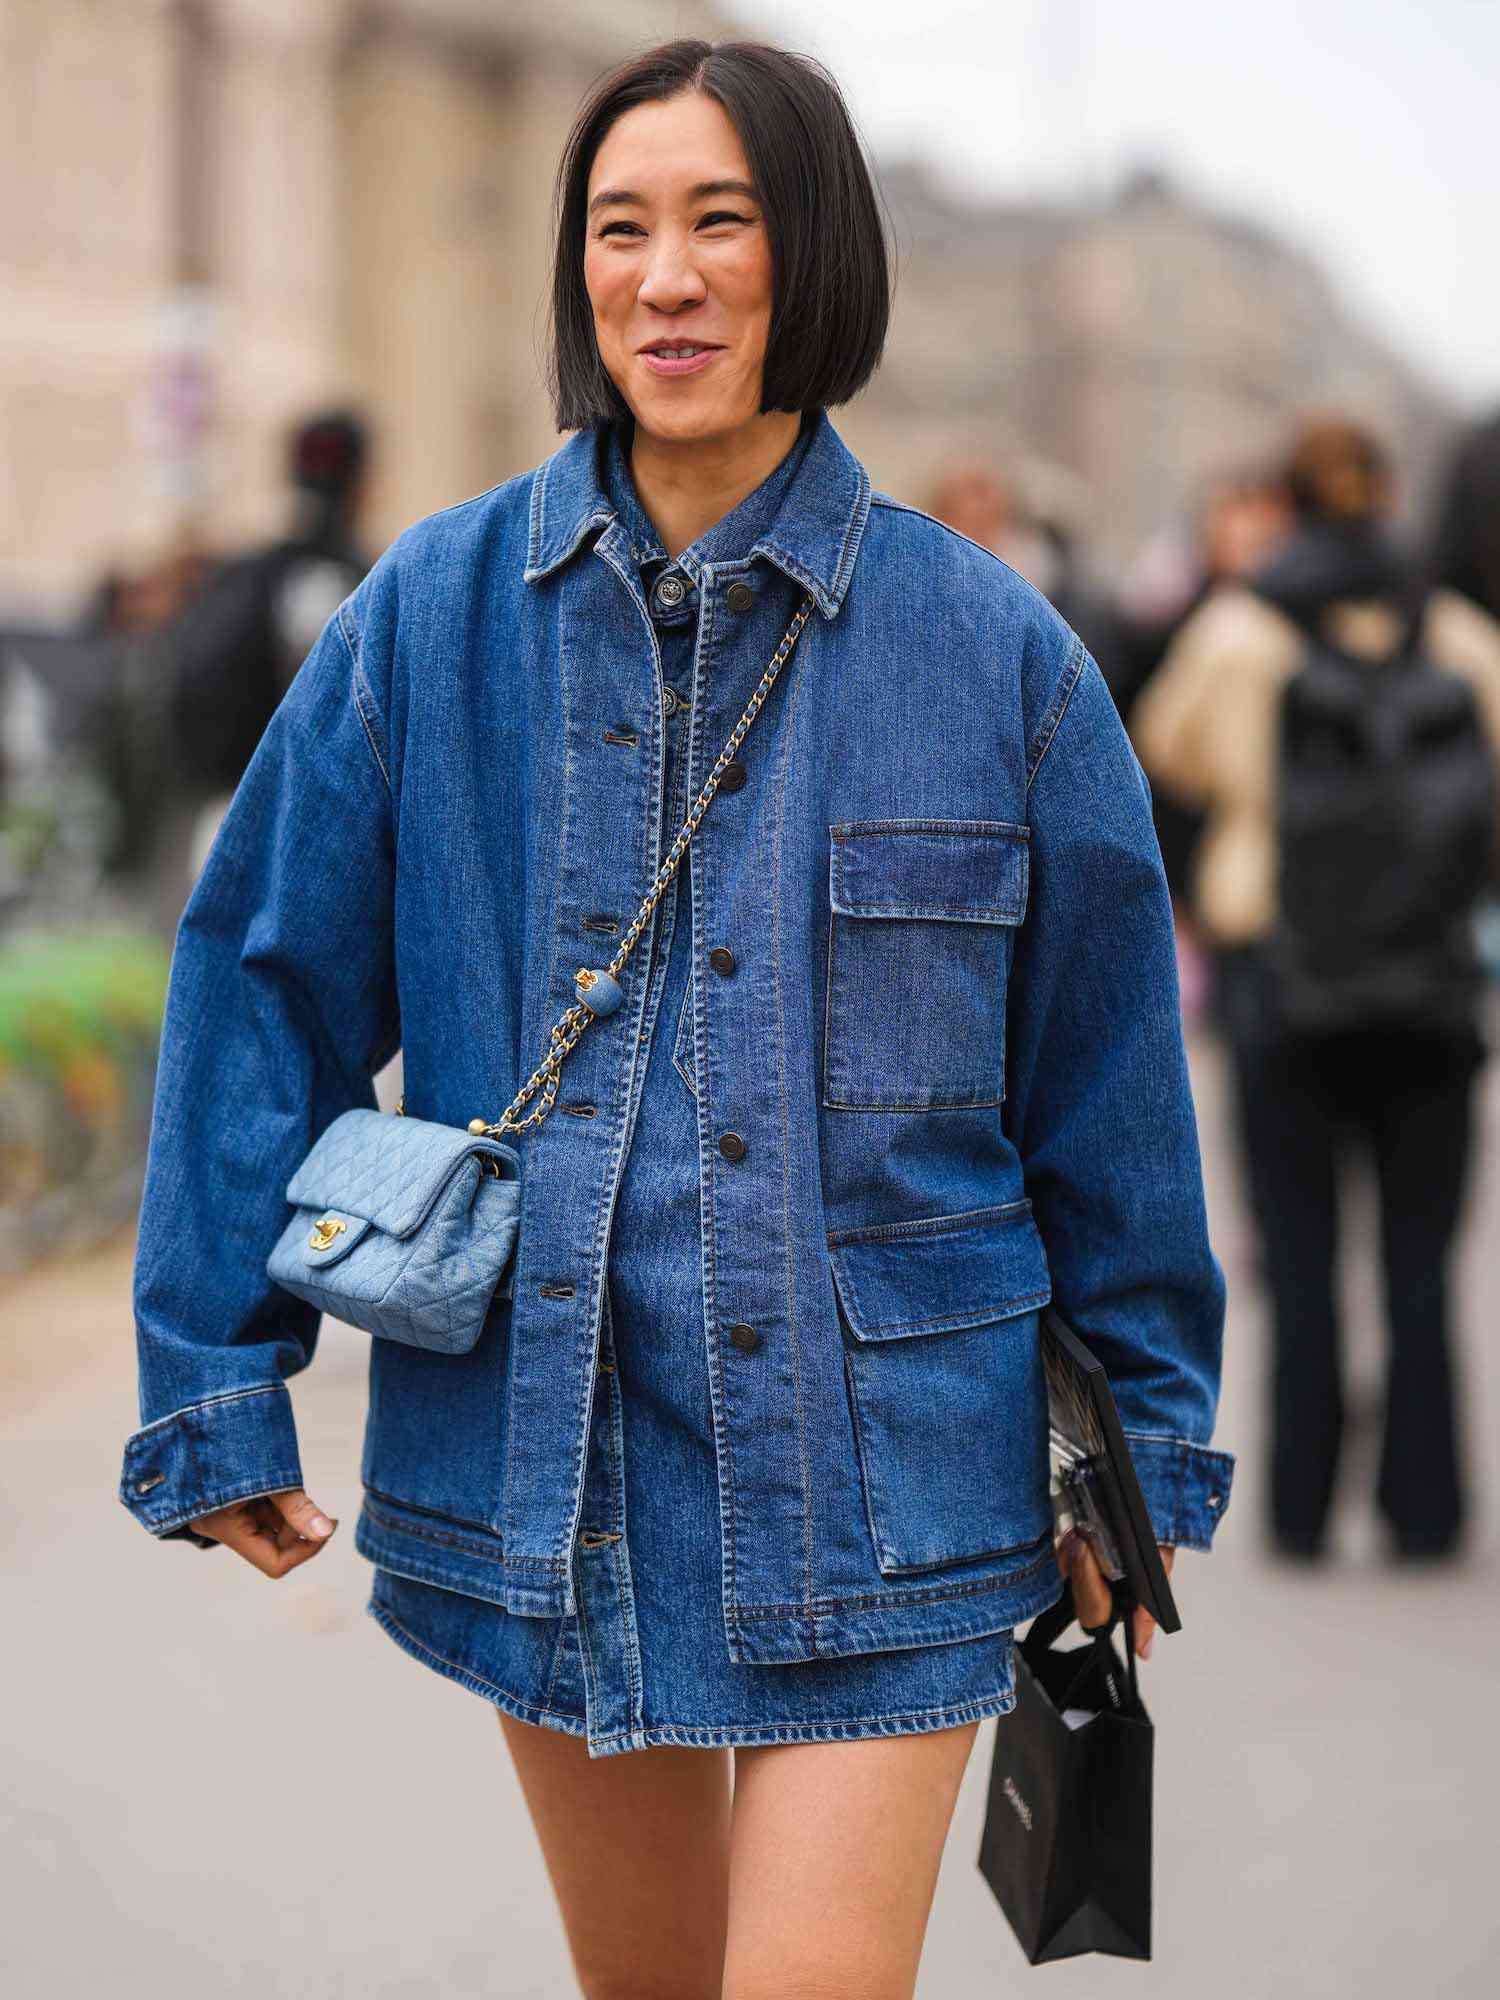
637,228,706,313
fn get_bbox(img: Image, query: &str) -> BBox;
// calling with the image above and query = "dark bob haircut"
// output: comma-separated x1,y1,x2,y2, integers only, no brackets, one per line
545,38,895,432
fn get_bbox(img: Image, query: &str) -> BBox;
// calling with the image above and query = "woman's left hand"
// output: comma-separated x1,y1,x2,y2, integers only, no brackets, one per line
1055,1529,1176,1659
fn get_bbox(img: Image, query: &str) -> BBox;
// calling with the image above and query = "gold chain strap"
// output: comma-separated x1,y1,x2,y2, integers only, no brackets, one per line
450,589,817,1142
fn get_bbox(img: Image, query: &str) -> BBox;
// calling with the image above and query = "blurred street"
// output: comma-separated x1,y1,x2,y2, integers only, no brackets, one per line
4,1020,1497,1999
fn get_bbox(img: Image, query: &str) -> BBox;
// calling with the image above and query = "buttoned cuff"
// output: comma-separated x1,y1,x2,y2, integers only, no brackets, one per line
1122,1431,1235,1552
119,1382,304,1548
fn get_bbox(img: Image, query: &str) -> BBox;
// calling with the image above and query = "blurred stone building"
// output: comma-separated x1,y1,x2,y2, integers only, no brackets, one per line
864,160,1457,576
0,0,731,617
0,1,1460,616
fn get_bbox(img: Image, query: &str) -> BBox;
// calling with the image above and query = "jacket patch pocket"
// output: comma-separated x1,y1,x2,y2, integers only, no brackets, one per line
823,820,1029,1111
828,1199,1054,1576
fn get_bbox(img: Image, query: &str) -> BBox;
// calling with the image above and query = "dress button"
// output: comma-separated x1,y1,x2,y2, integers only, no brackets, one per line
655,573,686,608
726,580,755,613
708,946,736,976
728,1323,762,1352
718,1131,747,1161
718,759,747,792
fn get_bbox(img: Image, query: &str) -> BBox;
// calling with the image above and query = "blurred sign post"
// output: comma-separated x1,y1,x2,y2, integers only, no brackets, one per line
138,286,221,520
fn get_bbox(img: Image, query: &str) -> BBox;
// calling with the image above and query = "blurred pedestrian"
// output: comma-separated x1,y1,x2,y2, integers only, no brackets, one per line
1427,404,1500,625
1114,461,1293,909
168,408,374,876
926,460,1123,687
1133,413,1500,1565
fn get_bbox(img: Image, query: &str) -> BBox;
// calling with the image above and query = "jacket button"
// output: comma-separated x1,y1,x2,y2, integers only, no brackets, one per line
726,580,755,613
662,683,680,716
728,1322,761,1352
718,1131,747,1161
719,759,747,792
708,946,736,976
655,573,686,608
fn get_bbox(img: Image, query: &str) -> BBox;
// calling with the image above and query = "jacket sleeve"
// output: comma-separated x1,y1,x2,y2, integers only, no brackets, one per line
1005,633,1235,1552
119,582,398,1546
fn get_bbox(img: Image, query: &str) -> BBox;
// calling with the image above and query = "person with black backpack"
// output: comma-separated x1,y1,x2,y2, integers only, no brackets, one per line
1132,415,1500,1566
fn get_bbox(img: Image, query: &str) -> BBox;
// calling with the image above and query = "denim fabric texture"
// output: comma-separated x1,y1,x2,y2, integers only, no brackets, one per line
367,411,1022,1752
120,402,1236,1685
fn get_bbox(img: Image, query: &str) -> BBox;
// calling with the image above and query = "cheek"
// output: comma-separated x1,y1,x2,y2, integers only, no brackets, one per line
746,251,777,331
723,251,775,342
583,258,623,332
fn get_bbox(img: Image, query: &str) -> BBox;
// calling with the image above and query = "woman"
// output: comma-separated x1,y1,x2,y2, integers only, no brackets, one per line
1135,414,1500,1567
119,39,1233,1997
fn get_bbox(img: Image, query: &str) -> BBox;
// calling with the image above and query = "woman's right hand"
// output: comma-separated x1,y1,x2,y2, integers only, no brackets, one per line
190,1487,339,1577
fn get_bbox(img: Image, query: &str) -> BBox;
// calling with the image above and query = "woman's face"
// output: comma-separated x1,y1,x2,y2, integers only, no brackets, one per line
583,91,774,446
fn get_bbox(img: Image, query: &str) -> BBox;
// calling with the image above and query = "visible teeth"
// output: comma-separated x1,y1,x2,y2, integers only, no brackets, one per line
653,346,704,358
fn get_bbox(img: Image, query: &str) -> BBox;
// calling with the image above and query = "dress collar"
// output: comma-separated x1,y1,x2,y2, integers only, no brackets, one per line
524,404,873,620
599,412,816,579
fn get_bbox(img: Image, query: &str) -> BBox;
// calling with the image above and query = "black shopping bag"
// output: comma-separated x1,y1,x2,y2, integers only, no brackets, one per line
978,1577,1154,1963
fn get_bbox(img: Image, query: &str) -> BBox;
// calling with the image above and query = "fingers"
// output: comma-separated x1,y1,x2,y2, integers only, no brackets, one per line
191,1489,339,1578
270,1487,339,1546
1057,1529,1114,1631
195,1497,296,1576
1056,1537,1180,1658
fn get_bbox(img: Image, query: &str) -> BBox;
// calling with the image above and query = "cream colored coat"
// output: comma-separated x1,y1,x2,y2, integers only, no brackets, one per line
1131,585,1500,946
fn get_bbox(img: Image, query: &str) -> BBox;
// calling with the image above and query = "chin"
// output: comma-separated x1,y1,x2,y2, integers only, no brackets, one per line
632,398,736,446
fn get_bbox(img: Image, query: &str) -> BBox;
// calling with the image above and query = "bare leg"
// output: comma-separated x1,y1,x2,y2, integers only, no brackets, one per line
496,1708,732,1999
721,1721,981,2000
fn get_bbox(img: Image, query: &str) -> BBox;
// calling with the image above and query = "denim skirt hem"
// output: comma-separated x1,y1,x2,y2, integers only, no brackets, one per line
367,1592,1016,1760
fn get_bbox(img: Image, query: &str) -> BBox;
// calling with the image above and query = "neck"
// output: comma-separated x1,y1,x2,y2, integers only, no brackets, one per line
628,410,804,562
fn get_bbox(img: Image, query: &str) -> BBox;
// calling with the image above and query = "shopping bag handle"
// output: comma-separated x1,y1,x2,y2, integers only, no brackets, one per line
1023,1572,1141,1710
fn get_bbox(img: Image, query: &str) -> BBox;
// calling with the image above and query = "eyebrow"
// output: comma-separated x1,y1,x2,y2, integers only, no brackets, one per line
587,177,760,219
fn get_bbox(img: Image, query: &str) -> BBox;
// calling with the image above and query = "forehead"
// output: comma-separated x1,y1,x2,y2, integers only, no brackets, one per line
587,92,753,194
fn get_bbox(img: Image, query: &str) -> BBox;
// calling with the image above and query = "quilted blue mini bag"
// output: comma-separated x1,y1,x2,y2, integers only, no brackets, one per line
265,1109,525,1354
265,594,815,1356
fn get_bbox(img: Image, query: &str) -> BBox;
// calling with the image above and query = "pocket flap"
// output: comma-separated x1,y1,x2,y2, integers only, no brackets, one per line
284,1106,522,1239
829,820,1029,923
827,1199,1051,1341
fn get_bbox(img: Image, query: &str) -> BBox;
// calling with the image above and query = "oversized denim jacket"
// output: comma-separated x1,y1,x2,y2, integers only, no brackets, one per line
119,406,1235,1665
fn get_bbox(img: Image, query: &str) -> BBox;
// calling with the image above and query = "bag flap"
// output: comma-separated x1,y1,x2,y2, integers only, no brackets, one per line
829,819,1030,923
827,1198,1052,1341
284,1106,522,1238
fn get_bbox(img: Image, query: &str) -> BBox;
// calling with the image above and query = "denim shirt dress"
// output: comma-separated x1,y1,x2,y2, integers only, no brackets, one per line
120,404,1236,1757
370,415,1029,1754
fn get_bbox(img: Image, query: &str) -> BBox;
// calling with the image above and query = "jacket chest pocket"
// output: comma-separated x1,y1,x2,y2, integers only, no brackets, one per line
829,1199,1055,1576
823,820,1029,1111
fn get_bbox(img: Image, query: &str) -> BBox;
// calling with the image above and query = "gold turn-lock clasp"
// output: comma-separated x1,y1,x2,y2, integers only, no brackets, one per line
308,1214,348,1252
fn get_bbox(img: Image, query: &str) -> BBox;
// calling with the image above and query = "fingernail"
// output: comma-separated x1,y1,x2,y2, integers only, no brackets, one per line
310,1514,334,1538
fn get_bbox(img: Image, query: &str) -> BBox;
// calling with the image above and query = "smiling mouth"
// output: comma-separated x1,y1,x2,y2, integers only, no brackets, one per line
638,343,724,379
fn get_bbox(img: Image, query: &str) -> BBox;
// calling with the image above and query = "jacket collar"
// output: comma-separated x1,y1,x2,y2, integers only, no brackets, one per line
523,405,872,620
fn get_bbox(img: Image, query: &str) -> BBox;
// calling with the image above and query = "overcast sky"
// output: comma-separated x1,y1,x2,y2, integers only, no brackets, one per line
736,0,1499,412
